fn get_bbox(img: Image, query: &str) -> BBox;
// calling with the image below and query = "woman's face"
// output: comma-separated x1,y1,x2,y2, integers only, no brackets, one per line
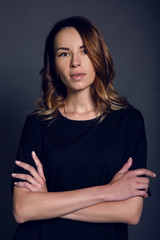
54,27,96,92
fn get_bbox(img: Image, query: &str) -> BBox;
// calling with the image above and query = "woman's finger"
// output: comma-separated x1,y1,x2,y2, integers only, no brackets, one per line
136,177,150,184
15,160,44,184
135,189,148,198
133,168,156,178
117,157,133,174
136,183,149,190
32,151,46,180
14,181,35,192
14,180,47,193
12,173,37,185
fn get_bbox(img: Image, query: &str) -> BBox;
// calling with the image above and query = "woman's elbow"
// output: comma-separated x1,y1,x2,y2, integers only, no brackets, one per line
128,212,141,225
13,187,31,223
13,202,28,223
128,200,143,225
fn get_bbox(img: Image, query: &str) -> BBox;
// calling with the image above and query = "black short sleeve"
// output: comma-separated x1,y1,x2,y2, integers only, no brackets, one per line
123,109,151,195
11,115,43,191
124,109,147,170
11,107,150,240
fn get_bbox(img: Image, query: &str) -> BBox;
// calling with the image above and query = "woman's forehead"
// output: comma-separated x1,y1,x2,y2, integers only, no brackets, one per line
54,27,83,50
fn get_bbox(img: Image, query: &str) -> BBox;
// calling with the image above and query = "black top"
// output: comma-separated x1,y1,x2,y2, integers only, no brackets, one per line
11,107,148,240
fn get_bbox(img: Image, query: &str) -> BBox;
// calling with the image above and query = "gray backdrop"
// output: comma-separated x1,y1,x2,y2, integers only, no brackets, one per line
0,0,159,239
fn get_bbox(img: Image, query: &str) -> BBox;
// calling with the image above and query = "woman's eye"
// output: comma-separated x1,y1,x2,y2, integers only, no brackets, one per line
59,52,69,57
82,49,87,54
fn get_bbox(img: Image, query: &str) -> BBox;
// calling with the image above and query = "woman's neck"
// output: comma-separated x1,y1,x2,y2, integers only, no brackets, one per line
59,87,100,120
64,87,96,114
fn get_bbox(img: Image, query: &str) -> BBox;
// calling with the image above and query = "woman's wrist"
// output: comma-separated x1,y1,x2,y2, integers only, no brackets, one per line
98,184,115,202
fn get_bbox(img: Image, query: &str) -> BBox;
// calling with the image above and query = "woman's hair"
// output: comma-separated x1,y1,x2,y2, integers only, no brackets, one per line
36,16,129,121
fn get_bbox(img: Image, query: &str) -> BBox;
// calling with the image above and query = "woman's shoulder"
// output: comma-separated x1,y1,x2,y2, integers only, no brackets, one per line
25,112,42,124
25,109,53,123
109,106,144,124
23,111,48,130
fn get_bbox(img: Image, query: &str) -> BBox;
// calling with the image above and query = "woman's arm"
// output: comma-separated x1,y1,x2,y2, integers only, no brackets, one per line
60,197,143,225
60,157,144,225
13,183,105,224
12,152,154,224
13,153,104,223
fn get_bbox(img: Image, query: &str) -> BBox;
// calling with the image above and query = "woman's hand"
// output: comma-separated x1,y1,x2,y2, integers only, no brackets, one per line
105,157,156,201
12,151,48,193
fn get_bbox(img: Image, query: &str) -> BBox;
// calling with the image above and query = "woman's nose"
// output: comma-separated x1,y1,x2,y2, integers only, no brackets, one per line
70,53,81,68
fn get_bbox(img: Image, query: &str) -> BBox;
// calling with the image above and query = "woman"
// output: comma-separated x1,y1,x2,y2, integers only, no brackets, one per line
11,16,155,240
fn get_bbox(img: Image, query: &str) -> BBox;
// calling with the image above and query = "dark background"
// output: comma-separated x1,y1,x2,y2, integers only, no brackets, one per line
0,0,159,239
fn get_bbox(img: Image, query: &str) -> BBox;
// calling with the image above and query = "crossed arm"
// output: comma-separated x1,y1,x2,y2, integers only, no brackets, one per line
12,152,155,225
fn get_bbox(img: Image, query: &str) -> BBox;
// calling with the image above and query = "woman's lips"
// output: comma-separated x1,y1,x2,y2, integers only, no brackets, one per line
70,73,86,80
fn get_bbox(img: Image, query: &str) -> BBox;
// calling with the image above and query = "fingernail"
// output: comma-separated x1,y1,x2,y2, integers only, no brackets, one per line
32,151,36,155
128,157,132,162
14,182,17,185
12,173,16,177
15,161,20,165
153,173,156,177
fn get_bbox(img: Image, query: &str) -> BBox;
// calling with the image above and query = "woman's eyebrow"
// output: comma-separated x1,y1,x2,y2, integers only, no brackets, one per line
56,45,85,52
56,47,70,52
80,45,85,49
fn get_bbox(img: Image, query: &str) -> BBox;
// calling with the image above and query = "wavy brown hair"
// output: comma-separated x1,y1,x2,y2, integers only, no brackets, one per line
36,16,128,121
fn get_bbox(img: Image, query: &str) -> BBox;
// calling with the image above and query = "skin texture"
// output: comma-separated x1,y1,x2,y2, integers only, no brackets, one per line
12,27,156,225
54,27,99,120
54,27,96,93
12,152,155,224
